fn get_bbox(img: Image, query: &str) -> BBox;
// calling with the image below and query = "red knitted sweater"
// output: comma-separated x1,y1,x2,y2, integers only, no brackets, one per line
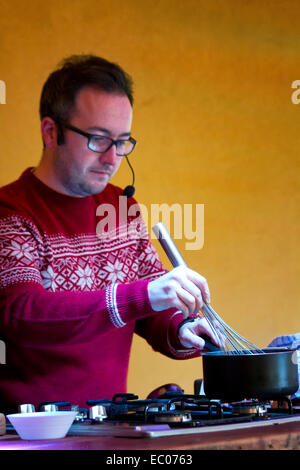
0,169,198,412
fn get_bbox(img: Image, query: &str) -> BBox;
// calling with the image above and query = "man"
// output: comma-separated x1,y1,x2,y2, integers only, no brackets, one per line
0,55,220,413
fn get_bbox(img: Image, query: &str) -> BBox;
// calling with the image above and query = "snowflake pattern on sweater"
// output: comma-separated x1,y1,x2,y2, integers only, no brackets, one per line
0,215,164,293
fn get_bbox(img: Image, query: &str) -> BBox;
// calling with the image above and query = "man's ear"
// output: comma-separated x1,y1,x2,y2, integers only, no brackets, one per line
41,117,60,148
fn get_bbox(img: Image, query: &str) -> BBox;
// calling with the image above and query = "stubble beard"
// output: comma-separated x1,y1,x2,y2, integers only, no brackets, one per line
53,155,112,197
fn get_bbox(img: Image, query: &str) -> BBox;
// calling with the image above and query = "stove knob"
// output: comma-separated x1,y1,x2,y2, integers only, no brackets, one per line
18,404,35,413
89,405,107,422
40,404,58,412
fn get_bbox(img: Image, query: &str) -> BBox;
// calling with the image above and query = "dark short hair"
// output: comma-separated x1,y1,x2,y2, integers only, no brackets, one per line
39,54,134,125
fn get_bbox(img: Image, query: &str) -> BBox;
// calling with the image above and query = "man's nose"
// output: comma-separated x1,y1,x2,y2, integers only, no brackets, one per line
99,144,119,165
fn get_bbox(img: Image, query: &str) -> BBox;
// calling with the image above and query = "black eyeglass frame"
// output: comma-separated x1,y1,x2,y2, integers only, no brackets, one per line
62,123,137,156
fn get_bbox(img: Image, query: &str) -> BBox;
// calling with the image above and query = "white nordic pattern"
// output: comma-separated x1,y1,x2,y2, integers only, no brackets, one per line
0,215,165,294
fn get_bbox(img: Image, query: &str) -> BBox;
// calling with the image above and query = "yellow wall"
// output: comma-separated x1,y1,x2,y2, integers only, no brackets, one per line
0,0,299,398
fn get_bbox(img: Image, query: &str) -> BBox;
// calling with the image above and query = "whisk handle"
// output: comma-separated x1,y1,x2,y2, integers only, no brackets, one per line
152,222,210,314
152,223,188,268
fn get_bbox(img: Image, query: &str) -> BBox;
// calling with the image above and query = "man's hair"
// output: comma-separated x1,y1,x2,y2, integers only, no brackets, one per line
39,54,134,127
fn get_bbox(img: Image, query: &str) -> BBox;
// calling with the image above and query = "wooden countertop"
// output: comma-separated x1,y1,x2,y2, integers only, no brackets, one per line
0,420,299,450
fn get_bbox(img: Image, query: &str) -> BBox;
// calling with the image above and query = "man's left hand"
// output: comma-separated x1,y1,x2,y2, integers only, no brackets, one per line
178,316,225,350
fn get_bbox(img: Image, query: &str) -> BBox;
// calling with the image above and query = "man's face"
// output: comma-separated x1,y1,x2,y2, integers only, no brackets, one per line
52,87,133,197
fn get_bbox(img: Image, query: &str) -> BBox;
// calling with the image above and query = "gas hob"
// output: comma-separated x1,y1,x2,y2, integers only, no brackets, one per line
8,388,300,439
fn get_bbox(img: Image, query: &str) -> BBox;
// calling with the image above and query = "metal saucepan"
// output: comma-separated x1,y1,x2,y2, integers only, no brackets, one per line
202,347,299,401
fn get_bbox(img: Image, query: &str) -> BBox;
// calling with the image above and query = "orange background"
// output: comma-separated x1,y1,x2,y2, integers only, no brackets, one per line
0,0,299,397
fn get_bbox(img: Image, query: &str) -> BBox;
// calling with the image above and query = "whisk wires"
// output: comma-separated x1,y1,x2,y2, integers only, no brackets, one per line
202,304,264,355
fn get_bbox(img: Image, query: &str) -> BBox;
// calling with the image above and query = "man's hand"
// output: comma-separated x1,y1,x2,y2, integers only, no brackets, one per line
178,316,225,350
147,266,210,318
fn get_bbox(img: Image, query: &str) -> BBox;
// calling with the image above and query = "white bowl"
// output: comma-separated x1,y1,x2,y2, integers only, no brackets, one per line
6,411,77,440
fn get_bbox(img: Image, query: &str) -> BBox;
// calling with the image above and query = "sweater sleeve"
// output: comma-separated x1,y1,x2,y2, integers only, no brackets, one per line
0,214,158,348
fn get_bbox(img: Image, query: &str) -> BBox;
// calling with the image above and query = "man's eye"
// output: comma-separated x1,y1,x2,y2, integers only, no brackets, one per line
117,141,127,148
92,136,109,142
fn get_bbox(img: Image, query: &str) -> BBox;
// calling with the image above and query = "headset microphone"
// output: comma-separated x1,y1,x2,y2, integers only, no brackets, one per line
123,156,135,198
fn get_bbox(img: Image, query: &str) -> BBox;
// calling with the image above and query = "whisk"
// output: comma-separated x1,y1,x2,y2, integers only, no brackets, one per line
152,223,264,355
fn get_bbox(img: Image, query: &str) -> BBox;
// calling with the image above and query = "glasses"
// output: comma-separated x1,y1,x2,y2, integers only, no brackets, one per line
62,123,137,156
